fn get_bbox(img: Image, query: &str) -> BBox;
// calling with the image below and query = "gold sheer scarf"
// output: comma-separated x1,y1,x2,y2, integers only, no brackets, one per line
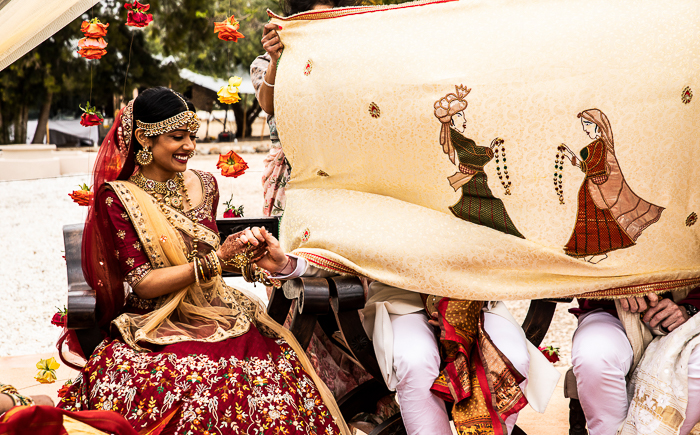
107,181,351,434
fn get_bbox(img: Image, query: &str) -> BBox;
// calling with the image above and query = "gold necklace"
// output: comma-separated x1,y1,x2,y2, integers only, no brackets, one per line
131,171,200,260
130,171,186,210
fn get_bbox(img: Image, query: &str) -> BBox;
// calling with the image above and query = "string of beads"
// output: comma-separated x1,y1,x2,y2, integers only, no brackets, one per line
493,138,511,195
554,145,566,205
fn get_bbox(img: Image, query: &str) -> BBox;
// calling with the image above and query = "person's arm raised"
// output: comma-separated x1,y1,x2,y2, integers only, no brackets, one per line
258,23,283,115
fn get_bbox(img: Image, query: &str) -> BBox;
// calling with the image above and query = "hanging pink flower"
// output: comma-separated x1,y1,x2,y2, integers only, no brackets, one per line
124,1,154,28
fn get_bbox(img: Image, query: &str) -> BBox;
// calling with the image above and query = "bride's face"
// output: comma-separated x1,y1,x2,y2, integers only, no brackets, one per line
450,111,467,133
139,124,197,175
581,119,600,140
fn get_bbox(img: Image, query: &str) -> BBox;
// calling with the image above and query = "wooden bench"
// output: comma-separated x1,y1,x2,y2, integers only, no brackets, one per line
63,221,586,435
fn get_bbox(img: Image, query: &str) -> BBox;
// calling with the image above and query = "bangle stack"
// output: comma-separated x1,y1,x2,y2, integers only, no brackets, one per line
220,246,281,288
0,384,34,407
193,251,223,283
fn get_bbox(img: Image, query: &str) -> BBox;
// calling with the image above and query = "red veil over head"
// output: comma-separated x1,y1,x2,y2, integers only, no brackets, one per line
82,101,137,328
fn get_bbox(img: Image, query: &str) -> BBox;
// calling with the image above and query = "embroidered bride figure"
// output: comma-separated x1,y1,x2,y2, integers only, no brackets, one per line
561,109,664,263
434,85,524,238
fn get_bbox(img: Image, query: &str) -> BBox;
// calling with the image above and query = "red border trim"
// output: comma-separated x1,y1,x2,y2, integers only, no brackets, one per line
268,0,457,21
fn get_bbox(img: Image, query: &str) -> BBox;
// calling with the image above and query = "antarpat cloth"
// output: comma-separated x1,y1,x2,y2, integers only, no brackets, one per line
271,0,700,301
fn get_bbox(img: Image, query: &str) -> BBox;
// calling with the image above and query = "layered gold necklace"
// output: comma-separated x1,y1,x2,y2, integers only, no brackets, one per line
130,171,189,211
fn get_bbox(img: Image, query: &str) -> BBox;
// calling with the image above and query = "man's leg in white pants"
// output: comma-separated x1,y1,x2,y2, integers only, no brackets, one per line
680,344,700,435
571,311,633,435
390,312,452,435
483,311,531,434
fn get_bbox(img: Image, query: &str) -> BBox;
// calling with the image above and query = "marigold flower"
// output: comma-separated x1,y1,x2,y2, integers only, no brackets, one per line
69,183,93,206
125,1,153,28
35,357,60,384
217,150,249,178
80,19,109,38
218,76,242,105
214,14,245,42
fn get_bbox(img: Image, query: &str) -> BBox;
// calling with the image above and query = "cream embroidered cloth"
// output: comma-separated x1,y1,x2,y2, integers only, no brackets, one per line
271,0,700,300
620,314,700,435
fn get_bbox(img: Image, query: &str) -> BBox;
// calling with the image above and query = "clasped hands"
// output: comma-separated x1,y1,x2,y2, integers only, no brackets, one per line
620,293,690,333
216,226,289,274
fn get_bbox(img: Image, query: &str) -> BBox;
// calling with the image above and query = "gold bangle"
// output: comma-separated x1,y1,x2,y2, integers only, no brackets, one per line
209,252,222,277
193,258,200,285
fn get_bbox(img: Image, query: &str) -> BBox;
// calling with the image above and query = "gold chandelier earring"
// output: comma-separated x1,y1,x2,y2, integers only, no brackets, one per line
136,147,153,166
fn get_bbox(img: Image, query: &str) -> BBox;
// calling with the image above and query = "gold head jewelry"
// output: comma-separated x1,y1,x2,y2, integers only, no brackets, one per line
136,111,200,137
136,89,200,137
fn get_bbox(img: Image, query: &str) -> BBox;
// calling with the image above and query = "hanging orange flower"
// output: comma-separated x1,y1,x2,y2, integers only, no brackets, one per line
69,183,93,206
214,14,245,42
80,19,109,38
125,1,153,28
78,18,109,59
217,150,249,178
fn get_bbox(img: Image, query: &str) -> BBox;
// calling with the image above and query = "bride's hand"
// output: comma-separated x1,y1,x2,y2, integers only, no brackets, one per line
217,229,267,266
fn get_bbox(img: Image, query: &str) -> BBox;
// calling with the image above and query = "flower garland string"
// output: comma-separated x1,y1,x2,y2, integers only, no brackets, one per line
554,144,566,205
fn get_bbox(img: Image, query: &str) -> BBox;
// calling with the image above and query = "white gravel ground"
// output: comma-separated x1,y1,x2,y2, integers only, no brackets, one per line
0,150,578,367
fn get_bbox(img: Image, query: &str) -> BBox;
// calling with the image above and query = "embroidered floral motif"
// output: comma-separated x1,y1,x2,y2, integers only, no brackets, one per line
133,242,142,251
125,257,135,268
105,197,114,207
117,230,126,240
159,235,168,243
125,264,152,288
686,212,697,227
58,339,341,435
301,228,311,242
121,212,128,220
304,59,313,76
369,102,381,118
316,170,329,177
115,250,120,259
682,86,693,104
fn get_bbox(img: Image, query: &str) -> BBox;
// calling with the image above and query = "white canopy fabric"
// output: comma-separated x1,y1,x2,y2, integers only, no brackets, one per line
0,0,93,71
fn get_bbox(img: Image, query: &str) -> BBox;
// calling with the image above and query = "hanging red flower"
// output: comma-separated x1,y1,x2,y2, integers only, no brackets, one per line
51,306,67,327
216,150,249,178
125,1,153,28
222,195,244,218
78,18,109,59
69,183,93,206
538,345,560,364
214,14,245,42
79,102,104,127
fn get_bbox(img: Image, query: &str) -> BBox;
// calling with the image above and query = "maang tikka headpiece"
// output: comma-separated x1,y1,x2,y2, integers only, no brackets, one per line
135,89,200,136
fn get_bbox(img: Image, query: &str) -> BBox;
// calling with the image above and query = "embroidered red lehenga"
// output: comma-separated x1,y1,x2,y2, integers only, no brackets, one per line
57,101,347,435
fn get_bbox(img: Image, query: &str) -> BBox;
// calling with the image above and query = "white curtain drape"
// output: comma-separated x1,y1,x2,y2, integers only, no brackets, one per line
0,0,93,71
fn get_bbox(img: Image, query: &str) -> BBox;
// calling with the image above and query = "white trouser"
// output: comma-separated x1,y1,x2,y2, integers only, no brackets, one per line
390,310,530,435
572,310,700,435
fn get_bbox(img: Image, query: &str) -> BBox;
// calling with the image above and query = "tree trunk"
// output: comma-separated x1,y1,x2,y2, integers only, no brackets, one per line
12,105,29,144
231,99,262,138
32,90,53,144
